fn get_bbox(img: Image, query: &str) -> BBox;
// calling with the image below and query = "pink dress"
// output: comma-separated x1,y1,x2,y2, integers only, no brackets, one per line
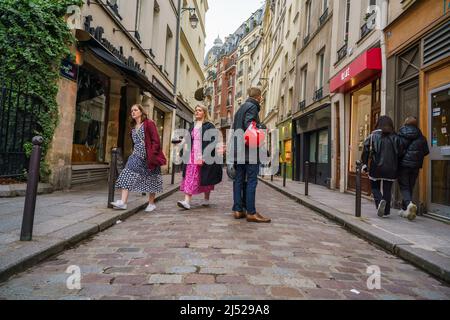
180,127,215,195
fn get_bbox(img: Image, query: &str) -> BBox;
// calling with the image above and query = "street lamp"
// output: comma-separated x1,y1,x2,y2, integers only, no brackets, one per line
182,8,199,29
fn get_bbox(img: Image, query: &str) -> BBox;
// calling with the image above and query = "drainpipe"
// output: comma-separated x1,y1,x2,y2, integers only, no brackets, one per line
380,0,388,115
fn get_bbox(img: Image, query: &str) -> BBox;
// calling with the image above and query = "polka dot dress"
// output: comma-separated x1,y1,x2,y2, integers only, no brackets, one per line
115,125,163,193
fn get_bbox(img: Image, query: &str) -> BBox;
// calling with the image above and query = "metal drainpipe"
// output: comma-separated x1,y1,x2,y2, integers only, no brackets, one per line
380,0,388,116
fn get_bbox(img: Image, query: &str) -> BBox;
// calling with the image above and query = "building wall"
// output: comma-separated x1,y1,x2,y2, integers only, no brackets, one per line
178,0,208,111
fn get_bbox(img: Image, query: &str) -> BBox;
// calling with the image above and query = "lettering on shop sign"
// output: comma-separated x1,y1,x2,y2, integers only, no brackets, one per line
84,16,145,75
341,67,351,81
60,59,79,81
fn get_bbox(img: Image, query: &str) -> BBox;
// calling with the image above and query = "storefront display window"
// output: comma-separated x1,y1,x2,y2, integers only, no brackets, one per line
318,129,329,164
153,108,165,144
349,83,372,172
72,66,109,164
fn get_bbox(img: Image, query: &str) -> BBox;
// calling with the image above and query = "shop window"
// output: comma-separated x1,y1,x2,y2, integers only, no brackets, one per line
349,83,372,173
72,66,109,164
153,108,165,144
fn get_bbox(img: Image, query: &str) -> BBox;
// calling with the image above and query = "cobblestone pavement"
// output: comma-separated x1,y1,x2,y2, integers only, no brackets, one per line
0,179,449,300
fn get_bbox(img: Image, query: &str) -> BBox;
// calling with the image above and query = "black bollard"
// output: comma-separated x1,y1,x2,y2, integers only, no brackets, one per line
107,148,119,208
355,160,362,217
305,161,309,196
171,162,176,185
283,162,287,187
20,136,43,241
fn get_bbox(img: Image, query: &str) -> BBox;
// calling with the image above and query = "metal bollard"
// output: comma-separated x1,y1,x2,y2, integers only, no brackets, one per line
107,148,119,208
355,160,362,217
305,161,309,196
171,162,176,185
20,136,43,241
283,162,287,187
271,174,273,182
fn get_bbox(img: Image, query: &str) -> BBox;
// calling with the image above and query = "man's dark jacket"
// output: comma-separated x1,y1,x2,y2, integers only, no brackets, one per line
231,98,263,164
398,125,430,169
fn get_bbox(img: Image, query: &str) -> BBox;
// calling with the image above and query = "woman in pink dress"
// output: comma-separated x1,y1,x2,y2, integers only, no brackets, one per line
177,105,222,210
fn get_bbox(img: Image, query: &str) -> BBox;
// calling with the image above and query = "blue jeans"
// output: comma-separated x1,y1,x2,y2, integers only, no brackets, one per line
233,164,259,215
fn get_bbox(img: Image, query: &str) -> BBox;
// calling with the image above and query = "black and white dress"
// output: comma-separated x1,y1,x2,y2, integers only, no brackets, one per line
115,125,163,193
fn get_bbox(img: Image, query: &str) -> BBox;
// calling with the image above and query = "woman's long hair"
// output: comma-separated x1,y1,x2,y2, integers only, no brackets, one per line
375,115,394,134
130,104,149,128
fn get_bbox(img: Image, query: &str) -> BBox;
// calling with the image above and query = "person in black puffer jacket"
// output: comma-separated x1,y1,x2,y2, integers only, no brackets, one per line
361,116,403,217
397,116,430,221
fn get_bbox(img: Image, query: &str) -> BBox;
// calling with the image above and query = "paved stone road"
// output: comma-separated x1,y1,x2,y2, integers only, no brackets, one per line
0,179,449,300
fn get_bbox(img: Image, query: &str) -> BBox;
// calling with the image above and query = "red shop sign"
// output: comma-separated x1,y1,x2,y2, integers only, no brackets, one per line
330,48,382,93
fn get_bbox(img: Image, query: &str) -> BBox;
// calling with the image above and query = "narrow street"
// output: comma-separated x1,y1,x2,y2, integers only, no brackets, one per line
0,179,448,300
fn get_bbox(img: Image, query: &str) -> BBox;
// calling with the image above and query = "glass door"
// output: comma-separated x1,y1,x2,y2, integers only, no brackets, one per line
428,85,450,219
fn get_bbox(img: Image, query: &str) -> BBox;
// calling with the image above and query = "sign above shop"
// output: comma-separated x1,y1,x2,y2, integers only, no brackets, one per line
330,48,382,93
83,16,145,75
60,58,79,82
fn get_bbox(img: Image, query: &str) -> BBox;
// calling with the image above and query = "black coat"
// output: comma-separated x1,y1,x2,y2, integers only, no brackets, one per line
361,129,403,180
182,121,223,186
398,125,430,169
230,98,263,164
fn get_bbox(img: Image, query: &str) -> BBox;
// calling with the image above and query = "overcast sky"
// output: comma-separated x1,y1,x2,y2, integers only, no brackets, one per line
205,0,265,55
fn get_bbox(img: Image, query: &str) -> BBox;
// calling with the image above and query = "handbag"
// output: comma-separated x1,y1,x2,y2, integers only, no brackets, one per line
244,121,265,148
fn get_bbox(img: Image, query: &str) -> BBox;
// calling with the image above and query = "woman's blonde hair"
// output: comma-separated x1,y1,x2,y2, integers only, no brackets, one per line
195,104,210,122
130,104,149,127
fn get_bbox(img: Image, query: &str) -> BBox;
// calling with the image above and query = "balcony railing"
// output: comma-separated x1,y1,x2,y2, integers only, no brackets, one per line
319,8,329,26
313,87,323,101
303,34,310,47
337,42,348,63
299,100,306,111
360,22,371,40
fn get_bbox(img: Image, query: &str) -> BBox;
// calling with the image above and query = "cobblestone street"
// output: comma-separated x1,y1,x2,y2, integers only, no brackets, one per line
0,179,449,300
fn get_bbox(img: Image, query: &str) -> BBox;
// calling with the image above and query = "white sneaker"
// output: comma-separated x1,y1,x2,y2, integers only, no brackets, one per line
406,202,417,221
201,199,210,207
145,203,156,213
377,200,386,217
111,200,127,210
399,209,407,218
177,200,191,210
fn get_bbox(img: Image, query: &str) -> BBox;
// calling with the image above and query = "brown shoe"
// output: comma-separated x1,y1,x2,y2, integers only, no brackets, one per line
246,213,271,223
233,211,246,219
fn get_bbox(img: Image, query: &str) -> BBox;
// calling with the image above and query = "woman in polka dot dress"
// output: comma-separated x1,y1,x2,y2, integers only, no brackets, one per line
111,104,166,213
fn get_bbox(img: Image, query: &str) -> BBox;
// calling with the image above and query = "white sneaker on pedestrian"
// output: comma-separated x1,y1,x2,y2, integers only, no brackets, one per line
399,209,407,218
377,200,386,217
111,200,127,210
201,199,210,207
145,203,156,213
177,200,191,210
406,202,417,221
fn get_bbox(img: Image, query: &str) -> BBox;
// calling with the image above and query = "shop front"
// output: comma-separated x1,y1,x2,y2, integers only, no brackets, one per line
384,4,449,219
330,47,382,195
278,120,293,179
293,105,331,187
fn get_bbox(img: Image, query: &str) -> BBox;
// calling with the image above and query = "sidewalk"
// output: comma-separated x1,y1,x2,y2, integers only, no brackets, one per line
0,174,181,283
259,176,450,284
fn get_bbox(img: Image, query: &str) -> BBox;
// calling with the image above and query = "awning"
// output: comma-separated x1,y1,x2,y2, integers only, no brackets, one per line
330,48,382,93
80,36,176,109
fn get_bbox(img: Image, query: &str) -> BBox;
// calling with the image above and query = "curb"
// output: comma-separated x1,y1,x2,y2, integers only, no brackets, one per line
0,185,180,283
259,177,450,284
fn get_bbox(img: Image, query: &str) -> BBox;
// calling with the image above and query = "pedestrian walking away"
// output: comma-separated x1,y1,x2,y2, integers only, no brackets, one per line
398,116,430,221
178,105,222,210
231,87,271,223
361,115,403,218
111,104,166,213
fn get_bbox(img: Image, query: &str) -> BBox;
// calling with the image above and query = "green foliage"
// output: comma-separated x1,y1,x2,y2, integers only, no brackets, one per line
0,0,83,181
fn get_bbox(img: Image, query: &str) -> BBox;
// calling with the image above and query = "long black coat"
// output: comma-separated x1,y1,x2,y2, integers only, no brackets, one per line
398,125,430,169
361,129,403,180
182,121,223,186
